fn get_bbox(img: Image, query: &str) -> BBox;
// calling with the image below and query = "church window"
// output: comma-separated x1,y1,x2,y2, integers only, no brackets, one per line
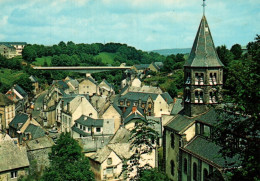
195,90,203,103
209,73,217,85
209,91,217,103
193,163,197,181
171,133,175,148
203,168,209,181
171,160,175,176
186,72,191,84
185,88,190,102
195,73,204,85
184,158,188,174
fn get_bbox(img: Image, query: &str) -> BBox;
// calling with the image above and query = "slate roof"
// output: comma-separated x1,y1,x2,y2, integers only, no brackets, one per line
75,116,104,127
109,127,131,144
9,113,29,129
134,64,150,70
24,124,46,139
124,112,145,125
0,140,29,172
14,84,28,98
119,92,159,102
185,16,224,67
171,99,183,115
102,79,113,89
183,136,240,168
161,92,174,104
166,108,218,132
0,93,14,106
52,80,69,90
26,136,54,151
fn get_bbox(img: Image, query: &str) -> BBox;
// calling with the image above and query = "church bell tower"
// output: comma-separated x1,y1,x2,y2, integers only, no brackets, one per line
183,1,224,117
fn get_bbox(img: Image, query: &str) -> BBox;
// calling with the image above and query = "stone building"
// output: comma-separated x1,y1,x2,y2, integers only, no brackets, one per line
0,93,15,131
0,42,27,56
163,13,239,181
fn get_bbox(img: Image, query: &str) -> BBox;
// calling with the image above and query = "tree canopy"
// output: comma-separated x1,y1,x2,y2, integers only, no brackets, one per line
42,132,94,181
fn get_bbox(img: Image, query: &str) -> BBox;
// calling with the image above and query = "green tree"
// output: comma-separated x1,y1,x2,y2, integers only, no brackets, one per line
230,44,242,60
213,35,260,181
42,132,94,181
216,45,234,67
14,74,33,94
125,119,159,181
139,168,170,181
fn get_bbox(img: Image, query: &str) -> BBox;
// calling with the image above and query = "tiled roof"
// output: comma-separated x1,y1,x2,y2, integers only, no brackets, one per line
0,140,29,172
185,16,224,67
161,92,174,104
109,127,131,144
166,108,218,132
14,84,28,98
183,136,240,168
9,113,29,129
24,124,46,139
75,116,104,127
0,93,14,106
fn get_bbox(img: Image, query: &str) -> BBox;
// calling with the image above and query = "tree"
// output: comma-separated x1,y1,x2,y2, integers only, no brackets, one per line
230,44,242,60
125,119,159,181
213,35,260,181
139,168,170,181
14,74,33,94
216,45,234,67
42,132,94,181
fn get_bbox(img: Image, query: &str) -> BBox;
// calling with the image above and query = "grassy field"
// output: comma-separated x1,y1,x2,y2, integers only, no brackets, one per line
0,68,26,86
33,56,52,66
95,52,116,64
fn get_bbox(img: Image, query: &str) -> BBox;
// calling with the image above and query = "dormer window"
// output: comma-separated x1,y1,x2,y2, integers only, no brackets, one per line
127,101,130,106
195,90,203,103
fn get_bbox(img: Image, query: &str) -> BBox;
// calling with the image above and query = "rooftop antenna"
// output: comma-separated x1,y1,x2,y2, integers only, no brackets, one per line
202,0,206,16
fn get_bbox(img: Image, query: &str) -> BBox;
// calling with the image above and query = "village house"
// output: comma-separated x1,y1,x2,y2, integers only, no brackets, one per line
6,84,29,113
0,42,27,56
79,75,99,96
121,77,142,89
0,44,17,58
58,95,98,133
0,93,15,131
163,14,239,181
98,79,115,96
0,139,29,181
64,76,79,93
29,75,39,94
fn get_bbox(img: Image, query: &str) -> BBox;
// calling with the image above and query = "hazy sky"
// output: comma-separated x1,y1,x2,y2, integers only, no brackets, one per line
0,0,259,51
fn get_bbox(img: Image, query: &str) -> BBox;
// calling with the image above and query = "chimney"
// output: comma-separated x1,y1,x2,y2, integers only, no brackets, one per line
132,106,137,113
67,102,70,113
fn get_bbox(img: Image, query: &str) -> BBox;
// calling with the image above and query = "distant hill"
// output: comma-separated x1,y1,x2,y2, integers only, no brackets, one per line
151,48,191,56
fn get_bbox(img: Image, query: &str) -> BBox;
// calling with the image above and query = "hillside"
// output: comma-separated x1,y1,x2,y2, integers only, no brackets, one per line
95,52,116,64
151,48,191,56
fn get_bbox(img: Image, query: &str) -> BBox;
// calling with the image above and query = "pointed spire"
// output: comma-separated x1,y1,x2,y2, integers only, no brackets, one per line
202,0,206,16
184,16,224,67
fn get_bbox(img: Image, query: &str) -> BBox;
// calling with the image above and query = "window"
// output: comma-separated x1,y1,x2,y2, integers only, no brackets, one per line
193,163,197,181
184,158,188,174
107,158,112,165
75,123,78,127
96,127,101,132
89,113,93,117
80,125,83,129
160,109,162,111
203,168,209,181
127,101,130,106
88,127,91,132
209,73,217,85
171,133,175,148
185,88,190,102
106,167,113,175
209,92,217,103
83,126,86,131
195,73,204,85
195,90,203,103
11,171,17,178
120,101,124,106
170,160,175,176
186,72,191,84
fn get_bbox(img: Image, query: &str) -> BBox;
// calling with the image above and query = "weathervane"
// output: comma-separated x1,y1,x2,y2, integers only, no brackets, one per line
202,0,206,15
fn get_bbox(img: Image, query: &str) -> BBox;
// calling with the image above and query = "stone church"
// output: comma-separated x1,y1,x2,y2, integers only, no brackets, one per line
163,9,239,181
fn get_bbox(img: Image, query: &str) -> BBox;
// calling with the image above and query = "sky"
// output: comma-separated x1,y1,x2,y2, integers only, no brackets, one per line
0,0,259,51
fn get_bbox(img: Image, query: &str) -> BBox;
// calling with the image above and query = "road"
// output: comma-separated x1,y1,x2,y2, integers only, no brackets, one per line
32,90,47,123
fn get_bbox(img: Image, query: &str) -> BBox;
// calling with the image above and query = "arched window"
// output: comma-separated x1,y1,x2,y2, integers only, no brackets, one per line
171,160,175,176
203,168,209,181
185,88,190,102
195,73,204,85
193,163,197,181
209,73,217,85
171,133,175,148
209,90,217,103
186,72,191,84
183,158,188,174
195,90,203,103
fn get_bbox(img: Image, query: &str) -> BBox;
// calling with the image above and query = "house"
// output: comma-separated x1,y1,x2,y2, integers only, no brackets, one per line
163,14,239,181
100,103,122,133
118,91,173,117
148,62,164,72
29,75,39,94
0,140,29,181
90,95,107,112
9,113,44,144
89,127,157,181
0,93,15,131
121,77,142,89
25,136,54,172
58,95,98,133
6,84,29,112
131,64,150,74
0,44,17,58
79,76,99,96
0,42,27,56
71,116,114,138
64,76,79,93
98,79,115,96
